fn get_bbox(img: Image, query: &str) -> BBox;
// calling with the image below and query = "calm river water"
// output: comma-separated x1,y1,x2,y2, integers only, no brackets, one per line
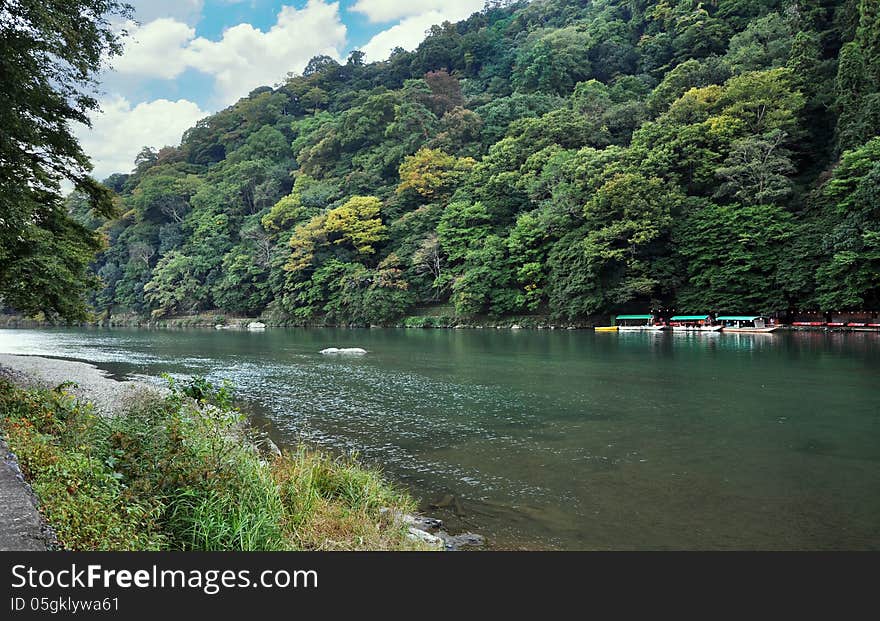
1,327,878,550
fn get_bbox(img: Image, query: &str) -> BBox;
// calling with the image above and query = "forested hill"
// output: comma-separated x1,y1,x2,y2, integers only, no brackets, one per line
69,0,880,325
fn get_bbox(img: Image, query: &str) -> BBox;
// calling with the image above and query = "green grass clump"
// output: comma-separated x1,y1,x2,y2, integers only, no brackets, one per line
0,377,429,551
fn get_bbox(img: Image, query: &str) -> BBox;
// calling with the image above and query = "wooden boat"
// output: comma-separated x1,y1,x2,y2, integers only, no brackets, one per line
792,321,826,327
614,314,668,331
594,326,619,332
669,315,722,332
716,316,778,333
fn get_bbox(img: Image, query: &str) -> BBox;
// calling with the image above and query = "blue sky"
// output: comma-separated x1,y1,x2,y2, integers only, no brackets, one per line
79,0,486,180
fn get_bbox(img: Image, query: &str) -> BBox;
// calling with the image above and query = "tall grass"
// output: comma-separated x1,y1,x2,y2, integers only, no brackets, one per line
0,377,430,551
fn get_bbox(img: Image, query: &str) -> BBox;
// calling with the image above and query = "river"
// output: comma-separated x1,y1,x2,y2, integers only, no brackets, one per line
1,327,878,550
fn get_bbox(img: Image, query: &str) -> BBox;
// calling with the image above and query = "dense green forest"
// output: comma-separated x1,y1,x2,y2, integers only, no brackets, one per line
62,0,880,324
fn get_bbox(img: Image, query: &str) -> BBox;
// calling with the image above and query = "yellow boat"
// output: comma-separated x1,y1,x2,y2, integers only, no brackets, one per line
595,326,618,332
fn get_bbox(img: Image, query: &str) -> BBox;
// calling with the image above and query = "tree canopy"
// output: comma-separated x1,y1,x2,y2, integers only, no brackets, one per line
26,0,880,325
0,0,129,319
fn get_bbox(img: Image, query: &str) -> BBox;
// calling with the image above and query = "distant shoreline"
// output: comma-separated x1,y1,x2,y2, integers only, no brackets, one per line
3,314,876,333
1,313,594,330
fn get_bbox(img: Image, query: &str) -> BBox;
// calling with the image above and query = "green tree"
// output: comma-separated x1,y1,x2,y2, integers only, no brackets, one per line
834,40,880,152
714,131,795,205
580,173,682,313
143,251,207,318
814,138,880,309
723,12,792,74
437,202,493,263
674,202,794,313
717,68,805,136
451,235,521,317
0,208,103,320
0,0,129,319
512,27,593,95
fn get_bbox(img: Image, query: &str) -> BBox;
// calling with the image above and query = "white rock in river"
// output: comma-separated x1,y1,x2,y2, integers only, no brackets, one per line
320,347,367,355
247,321,266,330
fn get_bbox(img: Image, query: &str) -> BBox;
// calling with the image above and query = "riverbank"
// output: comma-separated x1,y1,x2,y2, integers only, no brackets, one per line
1,312,596,331
0,355,444,551
0,364,56,551
7,313,880,333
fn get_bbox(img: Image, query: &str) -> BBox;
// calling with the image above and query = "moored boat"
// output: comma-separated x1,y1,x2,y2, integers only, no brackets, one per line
594,326,619,332
716,315,778,333
669,315,722,332
615,314,667,331
850,322,880,331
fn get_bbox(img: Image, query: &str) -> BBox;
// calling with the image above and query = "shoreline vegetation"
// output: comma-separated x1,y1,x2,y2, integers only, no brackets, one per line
0,363,439,551
2,311,582,330
2,312,874,332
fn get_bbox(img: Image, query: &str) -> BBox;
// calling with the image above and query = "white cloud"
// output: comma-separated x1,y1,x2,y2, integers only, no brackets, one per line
128,0,204,26
111,19,196,79
77,97,208,180
351,0,483,24
186,1,347,104
358,1,484,62
109,1,347,106
360,12,444,61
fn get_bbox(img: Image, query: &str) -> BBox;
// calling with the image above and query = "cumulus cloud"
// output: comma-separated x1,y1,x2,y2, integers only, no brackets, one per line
351,0,483,24
77,97,208,180
359,1,483,62
187,1,347,104
110,1,347,106
111,19,196,79
360,12,446,61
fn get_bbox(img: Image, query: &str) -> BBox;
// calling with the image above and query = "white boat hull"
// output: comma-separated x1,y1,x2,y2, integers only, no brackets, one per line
672,325,723,332
722,327,778,333
618,325,668,331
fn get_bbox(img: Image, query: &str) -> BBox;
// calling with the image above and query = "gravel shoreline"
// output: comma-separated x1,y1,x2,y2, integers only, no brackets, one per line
0,354,161,415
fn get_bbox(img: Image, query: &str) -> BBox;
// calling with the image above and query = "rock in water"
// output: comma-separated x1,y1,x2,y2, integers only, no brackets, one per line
406,527,444,548
438,532,485,551
247,321,266,330
319,347,367,355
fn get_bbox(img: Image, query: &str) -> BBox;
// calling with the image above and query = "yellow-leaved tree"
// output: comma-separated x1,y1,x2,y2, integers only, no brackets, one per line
396,147,475,201
285,196,386,273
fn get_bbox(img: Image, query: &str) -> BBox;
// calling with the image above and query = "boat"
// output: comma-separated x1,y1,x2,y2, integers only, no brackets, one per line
669,315,722,332
850,322,880,331
594,326,619,332
614,315,668,331
716,316,778,333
